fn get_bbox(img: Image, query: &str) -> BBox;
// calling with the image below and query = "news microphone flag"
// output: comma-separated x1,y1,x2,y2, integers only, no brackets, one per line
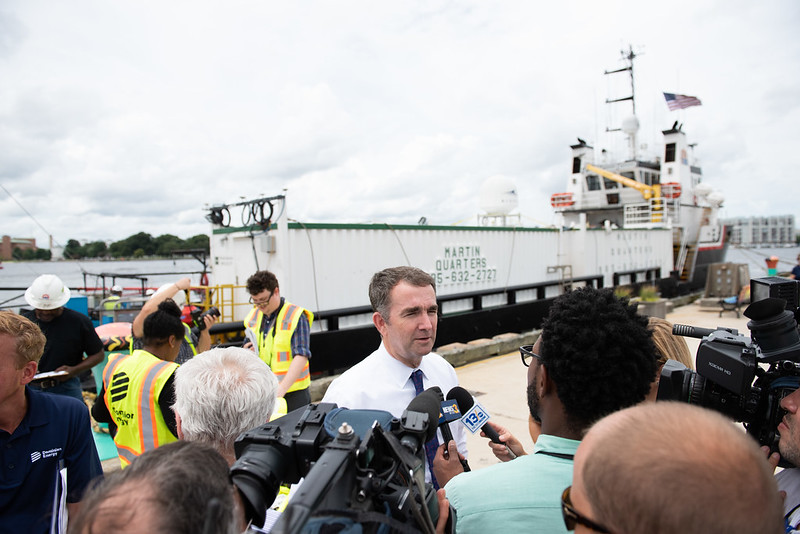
460,403,492,434
663,92,702,111
439,399,462,424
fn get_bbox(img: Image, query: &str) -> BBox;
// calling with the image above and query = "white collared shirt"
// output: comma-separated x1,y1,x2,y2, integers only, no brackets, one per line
322,342,468,480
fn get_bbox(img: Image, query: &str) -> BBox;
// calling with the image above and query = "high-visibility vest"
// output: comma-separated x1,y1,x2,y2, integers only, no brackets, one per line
103,350,179,468
182,324,198,356
244,300,313,393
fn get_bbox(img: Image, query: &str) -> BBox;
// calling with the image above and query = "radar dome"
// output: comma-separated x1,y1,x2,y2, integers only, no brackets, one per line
694,183,713,198
480,175,519,216
707,191,725,207
622,115,640,135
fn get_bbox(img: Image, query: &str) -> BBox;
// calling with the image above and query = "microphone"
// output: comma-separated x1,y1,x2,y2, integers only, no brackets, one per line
447,386,516,459
400,388,440,454
431,387,470,472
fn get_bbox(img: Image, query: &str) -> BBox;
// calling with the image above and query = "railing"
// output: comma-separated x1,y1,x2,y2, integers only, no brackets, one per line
624,199,679,228
206,274,610,375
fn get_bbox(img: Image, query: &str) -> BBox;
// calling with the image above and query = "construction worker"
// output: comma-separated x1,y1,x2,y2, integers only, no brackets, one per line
100,285,123,324
21,274,104,402
243,270,313,412
92,300,183,467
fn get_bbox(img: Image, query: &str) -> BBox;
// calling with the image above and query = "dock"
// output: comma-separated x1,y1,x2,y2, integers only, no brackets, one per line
453,300,753,470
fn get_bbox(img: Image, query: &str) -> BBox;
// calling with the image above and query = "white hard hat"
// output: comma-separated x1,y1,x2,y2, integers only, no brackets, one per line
111,285,123,295
25,274,71,310
152,282,186,306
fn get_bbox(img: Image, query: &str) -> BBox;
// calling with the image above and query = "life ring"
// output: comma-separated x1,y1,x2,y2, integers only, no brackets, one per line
550,192,575,208
661,182,682,199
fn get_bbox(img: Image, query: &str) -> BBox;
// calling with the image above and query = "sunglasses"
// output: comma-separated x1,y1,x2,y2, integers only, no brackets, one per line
519,344,542,367
561,486,611,533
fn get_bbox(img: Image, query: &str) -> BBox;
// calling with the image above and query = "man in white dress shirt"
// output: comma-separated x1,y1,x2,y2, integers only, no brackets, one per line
321,266,467,488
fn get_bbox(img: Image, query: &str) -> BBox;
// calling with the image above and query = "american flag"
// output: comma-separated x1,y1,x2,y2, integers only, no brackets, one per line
663,92,702,111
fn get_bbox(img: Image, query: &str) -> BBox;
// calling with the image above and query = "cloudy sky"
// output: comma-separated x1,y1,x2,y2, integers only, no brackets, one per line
1,0,798,248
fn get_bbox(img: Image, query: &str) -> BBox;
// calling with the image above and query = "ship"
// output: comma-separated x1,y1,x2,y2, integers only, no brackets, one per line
551,47,728,290
205,190,673,375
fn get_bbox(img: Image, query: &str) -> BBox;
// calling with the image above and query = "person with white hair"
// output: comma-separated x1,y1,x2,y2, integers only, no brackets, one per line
131,277,216,364
172,346,279,464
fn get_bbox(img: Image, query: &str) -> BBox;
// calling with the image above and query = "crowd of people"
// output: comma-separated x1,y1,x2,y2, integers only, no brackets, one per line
2,267,798,533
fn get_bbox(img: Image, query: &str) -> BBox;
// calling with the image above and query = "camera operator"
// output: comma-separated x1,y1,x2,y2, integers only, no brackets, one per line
132,277,217,365
436,287,657,533
774,387,800,531
569,402,784,534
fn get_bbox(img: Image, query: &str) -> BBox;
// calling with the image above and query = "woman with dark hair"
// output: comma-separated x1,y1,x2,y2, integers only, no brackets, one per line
92,300,185,467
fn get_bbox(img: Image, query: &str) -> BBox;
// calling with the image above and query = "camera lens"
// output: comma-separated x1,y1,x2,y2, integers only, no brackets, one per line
230,445,287,528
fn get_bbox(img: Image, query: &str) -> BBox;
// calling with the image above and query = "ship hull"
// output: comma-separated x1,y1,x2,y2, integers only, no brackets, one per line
209,219,674,373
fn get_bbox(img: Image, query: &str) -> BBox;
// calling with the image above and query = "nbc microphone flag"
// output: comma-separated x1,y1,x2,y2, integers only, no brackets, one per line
663,93,702,111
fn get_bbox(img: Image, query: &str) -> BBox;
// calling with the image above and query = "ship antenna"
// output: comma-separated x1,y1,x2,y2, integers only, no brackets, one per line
604,45,639,115
604,44,642,160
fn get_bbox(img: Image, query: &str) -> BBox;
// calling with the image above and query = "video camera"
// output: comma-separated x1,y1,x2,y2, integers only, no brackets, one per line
657,277,800,462
230,387,454,534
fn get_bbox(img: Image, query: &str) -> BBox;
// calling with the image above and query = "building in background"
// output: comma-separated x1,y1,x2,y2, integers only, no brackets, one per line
723,215,796,246
0,235,37,260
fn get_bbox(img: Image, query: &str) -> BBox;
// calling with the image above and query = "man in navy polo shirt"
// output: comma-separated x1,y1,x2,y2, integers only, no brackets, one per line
0,311,103,534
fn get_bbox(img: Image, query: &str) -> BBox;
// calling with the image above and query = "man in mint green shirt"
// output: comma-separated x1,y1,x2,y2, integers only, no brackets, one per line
437,287,658,533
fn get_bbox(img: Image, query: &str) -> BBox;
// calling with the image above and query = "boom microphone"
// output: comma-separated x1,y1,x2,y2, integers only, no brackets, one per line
447,386,516,459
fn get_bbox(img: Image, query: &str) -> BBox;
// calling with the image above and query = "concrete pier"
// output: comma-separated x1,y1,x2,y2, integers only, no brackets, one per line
453,300,754,470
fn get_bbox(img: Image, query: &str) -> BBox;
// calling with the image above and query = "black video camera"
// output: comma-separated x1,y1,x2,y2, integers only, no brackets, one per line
230,390,454,534
657,277,800,463
191,306,220,332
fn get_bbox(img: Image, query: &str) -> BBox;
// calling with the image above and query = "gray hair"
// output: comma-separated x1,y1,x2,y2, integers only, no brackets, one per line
368,266,436,318
173,347,278,456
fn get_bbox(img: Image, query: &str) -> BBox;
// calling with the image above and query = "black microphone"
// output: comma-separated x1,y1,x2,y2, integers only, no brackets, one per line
431,387,470,472
447,386,516,459
400,388,441,454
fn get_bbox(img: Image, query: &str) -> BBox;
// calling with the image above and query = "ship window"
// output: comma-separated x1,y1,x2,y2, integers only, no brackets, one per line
573,157,581,174
586,174,601,191
665,143,676,163
621,171,635,181
602,177,618,189
607,193,620,205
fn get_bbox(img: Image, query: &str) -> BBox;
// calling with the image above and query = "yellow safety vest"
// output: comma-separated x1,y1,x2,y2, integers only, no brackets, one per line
103,350,179,468
244,300,313,393
183,324,198,356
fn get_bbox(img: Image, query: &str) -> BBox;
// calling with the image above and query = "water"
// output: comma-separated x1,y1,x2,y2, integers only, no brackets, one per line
726,245,799,278
1,245,797,311
0,258,205,310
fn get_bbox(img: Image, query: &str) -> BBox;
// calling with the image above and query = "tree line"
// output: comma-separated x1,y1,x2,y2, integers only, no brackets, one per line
61,232,210,259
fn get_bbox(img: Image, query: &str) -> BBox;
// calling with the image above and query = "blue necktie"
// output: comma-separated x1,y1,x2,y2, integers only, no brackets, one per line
411,369,440,489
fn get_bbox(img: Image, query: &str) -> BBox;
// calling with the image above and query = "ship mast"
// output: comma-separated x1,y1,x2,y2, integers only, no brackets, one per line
604,45,640,160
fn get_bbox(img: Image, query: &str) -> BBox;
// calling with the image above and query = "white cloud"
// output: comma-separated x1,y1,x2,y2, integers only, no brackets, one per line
1,0,798,248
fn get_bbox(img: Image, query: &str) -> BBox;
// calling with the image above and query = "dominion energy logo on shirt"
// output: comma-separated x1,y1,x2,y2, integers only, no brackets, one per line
31,447,63,463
